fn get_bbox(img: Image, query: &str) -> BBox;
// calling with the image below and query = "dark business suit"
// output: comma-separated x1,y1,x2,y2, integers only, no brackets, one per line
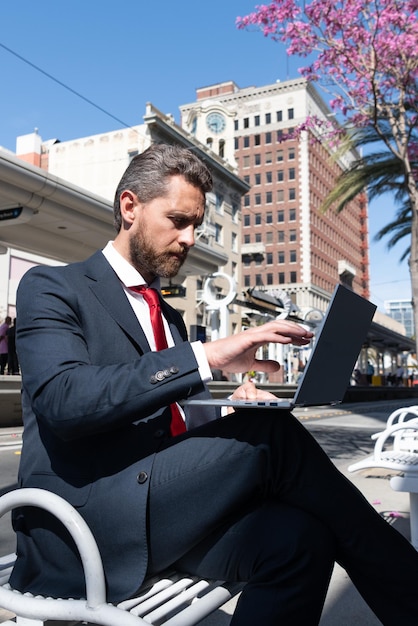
11,251,418,625
11,250,217,601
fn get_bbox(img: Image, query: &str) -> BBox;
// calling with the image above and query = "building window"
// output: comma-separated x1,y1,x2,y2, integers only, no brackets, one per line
215,193,224,214
254,154,261,166
255,213,262,225
234,120,239,131
267,273,273,285
288,147,295,160
243,175,250,184
266,231,273,243
215,223,223,244
244,214,251,227
254,115,260,126
254,134,261,146
290,271,297,283
289,167,296,180
277,110,283,122
278,251,285,264
277,130,283,141
277,190,284,202
231,232,238,252
277,170,284,182
255,193,262,205
277,210,284,223
266,171,272,184
243,136,250,148
289,207,296,220
244,234,250,243
289,229,297,242
288,108,294,120
267,252,273,264
289,188,296,201
232,203,239,223
244,275,251,287
278,230,285,243
277,150,284,162
255,173,261,185
243,155,250,167
265,151,272,164
290,250,297,263
265,113,271,124
266,211,273,224
255,232,262,242
234,137,239,149
243,117,249,128
265,131,272,144
244,195,251,207
255,274,263,285
278,272,285,284
266,191,273,204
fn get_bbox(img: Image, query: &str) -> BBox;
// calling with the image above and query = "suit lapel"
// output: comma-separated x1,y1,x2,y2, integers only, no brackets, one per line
83,251,187,350
83,252,151,352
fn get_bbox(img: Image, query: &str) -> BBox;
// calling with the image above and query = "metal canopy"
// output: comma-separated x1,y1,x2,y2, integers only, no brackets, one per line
0,150,226,276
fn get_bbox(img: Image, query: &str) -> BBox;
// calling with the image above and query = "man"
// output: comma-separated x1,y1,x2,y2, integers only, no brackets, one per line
6,317,19,375
12,144,418,625
0,315,11,374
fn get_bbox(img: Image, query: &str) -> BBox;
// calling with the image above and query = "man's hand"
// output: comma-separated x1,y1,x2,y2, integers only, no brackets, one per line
203,319,313,374
230,381,278,401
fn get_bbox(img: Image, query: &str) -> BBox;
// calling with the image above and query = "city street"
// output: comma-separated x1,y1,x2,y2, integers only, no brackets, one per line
0,397,416,625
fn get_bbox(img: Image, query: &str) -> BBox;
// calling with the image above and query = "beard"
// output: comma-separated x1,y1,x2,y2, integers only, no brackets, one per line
129,231,188,280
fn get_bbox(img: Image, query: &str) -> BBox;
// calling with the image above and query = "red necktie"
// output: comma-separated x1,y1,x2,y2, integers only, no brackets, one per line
131,285,186,437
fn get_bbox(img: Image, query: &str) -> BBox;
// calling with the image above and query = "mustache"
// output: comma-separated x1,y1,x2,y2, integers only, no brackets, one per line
169,246,189,259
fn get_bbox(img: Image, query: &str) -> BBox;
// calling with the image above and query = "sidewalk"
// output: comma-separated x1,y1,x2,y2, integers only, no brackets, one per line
0,399,416,625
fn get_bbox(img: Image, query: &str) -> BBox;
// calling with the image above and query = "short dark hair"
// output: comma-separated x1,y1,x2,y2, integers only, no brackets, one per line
113,143,213,231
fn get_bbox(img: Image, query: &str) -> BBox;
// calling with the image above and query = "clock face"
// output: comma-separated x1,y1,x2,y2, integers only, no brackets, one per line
206,112,226,134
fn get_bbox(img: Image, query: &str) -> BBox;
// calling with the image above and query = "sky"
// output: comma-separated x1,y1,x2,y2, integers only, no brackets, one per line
0,0,411,311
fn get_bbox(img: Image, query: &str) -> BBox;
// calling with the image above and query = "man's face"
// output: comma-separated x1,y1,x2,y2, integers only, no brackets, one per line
128,175,205,283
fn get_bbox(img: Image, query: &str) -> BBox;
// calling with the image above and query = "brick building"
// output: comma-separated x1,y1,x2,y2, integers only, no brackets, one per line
180,78,370,317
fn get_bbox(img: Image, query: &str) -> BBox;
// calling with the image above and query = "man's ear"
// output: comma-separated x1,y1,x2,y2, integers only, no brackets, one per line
119,190,138,226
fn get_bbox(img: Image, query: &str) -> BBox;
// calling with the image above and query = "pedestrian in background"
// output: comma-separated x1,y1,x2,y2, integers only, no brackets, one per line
6,318,19,375
0,315,11,375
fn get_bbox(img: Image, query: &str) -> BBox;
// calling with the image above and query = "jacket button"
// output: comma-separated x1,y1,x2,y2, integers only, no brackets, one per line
154,429,165,438
137,471,148,484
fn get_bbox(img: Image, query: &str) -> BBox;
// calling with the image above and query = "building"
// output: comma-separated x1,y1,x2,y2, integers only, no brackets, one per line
179,78,370,317
12,103,249,340
385,299,415,339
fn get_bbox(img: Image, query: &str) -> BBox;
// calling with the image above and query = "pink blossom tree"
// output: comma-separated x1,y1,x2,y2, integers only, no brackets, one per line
237,0,418,340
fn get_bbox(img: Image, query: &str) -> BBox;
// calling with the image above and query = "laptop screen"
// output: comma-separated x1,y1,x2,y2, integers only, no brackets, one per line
293,284,376,406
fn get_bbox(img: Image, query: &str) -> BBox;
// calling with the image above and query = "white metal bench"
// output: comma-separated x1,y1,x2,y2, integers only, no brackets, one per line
0,488,242,625
348,406,418,550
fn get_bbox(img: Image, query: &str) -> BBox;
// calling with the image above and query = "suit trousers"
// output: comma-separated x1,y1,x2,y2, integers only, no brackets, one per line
147,409,418,626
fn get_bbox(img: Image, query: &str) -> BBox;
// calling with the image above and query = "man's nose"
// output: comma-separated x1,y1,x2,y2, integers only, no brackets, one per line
179,225,195,247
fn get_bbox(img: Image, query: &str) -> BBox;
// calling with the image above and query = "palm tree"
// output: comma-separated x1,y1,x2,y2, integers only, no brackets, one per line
321,121,418,341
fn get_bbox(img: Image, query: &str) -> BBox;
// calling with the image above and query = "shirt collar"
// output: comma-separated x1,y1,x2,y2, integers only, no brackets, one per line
102,241,161,290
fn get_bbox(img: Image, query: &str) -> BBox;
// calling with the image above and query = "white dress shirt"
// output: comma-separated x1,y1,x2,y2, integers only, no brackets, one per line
102,242,212,383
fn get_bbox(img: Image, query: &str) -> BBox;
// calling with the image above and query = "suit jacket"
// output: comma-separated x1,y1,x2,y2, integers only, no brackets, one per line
11,250,218,602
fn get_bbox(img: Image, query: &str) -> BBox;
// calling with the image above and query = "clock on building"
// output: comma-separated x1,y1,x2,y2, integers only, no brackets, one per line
206,112,226,134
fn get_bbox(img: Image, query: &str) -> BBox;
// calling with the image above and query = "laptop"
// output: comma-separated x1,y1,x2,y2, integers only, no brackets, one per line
183,284,376,410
